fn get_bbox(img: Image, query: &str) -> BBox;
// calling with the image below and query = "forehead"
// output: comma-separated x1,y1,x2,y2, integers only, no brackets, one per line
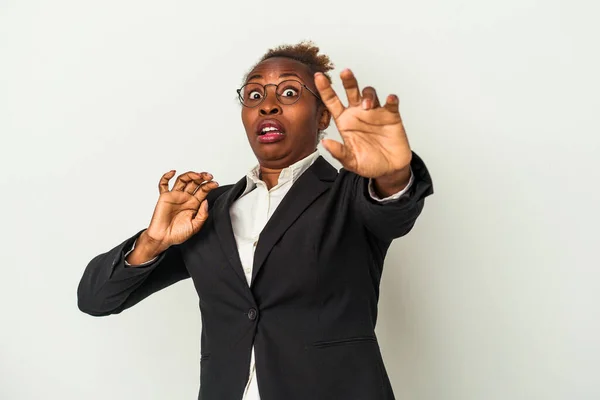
246,57,313,83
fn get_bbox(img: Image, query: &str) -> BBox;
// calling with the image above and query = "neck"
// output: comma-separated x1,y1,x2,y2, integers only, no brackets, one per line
257,149,316,190
259,166,283,190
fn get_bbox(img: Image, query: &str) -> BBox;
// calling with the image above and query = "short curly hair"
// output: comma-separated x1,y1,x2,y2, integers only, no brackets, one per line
243,41,335,141
244,40,335,84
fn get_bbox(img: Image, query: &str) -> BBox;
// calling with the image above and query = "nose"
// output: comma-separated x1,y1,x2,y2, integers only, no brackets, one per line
259,87,281,116
260,105,281,115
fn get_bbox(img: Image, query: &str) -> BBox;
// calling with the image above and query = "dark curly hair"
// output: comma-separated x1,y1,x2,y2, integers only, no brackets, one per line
243,40,334,84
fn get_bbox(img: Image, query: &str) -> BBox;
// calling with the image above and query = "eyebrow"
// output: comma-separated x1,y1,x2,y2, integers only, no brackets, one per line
246,72,304,82
279,72,303,80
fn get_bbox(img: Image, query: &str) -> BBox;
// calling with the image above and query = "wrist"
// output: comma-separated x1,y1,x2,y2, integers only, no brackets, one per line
126,231,166,265
374,167,411,197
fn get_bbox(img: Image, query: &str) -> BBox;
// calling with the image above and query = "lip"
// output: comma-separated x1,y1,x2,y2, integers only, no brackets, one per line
256,118,286,136
257,132,285,144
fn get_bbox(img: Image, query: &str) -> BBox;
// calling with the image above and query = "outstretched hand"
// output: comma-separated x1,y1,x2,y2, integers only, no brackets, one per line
315,69,412,182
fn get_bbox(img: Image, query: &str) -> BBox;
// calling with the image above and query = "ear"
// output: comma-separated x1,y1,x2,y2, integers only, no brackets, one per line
318,106,331,131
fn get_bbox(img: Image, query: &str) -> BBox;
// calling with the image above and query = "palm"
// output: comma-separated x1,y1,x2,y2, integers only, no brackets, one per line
315,70,412,178
145,170,218,251
153,191,204,245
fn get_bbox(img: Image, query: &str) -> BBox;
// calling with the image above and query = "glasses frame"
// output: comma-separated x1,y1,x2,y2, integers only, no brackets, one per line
236,79,322,108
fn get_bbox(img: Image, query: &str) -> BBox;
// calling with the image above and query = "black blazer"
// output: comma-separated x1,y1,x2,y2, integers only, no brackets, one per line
78,153,433,400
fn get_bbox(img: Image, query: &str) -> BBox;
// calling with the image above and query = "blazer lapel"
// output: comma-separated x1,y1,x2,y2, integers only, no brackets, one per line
213,176,249,286
251,156,338,286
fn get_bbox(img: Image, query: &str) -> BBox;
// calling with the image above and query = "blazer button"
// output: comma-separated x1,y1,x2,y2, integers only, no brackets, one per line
247,308,258,321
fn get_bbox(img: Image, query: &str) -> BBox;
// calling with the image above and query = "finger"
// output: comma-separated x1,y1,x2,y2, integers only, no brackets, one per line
173,172,212,191
383,94,401,115
184,181,200,195
321,138,352,166
340,69,361,107
193,180,219,203
172,172,195,191
185,172,214,194
362,86,381,110
314,72,345,119
159,170,176,194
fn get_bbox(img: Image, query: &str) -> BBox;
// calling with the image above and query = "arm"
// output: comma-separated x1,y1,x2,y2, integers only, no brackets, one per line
353,152,433,242
77,171,228,317
368,167,414,203
77,230,187,316
313,69,433,241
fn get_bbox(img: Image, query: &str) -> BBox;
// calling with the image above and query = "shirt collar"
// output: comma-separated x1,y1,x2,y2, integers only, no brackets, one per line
242,150,320,195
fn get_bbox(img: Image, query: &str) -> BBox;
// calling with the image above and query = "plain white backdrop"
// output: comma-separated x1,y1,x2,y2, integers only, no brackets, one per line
1,0,599,399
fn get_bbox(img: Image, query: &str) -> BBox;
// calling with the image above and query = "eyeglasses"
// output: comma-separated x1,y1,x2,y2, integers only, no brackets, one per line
236,79,321,108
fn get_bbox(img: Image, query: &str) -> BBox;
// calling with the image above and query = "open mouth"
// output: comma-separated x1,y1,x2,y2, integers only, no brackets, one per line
256,119,286,143
259,126,285,136
256,119,285,135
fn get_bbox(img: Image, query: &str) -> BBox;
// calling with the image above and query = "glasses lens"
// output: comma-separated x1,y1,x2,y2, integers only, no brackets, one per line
276,80,303,105
239,83,264,107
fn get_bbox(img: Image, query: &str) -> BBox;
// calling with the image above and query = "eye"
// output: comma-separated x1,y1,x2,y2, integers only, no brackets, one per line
248,90,263,100
281,88,299,97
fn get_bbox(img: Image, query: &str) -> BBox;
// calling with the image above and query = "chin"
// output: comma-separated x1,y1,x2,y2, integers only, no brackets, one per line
253,146,294,164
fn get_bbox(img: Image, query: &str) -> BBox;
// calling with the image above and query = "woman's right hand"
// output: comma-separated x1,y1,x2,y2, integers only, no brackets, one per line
128,171,219,264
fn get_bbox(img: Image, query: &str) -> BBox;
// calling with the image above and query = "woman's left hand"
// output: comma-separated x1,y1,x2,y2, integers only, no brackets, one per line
315,69,412,184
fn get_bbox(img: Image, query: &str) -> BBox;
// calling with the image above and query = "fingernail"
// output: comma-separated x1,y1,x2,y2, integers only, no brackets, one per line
362,99,369,109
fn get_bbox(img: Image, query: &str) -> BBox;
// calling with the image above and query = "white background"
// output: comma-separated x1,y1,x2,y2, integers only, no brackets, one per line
1,0,599,399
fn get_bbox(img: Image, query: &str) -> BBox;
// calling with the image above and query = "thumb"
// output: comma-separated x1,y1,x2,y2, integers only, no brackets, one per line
321,139,350,165
192,200,209,232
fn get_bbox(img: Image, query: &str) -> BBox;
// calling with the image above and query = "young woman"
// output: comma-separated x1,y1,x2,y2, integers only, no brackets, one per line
78,41,433,400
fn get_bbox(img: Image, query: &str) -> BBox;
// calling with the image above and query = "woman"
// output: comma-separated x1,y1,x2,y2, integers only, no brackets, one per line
78,41,433,400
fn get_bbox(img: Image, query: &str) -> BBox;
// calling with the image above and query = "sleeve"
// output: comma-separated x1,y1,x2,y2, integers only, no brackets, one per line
367,167,414,203
76,184,233,317
77,229,188,317
123,239,159,267
352,151,434,242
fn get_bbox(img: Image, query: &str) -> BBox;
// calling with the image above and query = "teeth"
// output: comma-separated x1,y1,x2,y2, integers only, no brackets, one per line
261,126,283,134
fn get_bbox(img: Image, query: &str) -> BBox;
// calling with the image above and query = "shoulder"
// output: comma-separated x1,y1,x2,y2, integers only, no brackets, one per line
206,184,234,206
